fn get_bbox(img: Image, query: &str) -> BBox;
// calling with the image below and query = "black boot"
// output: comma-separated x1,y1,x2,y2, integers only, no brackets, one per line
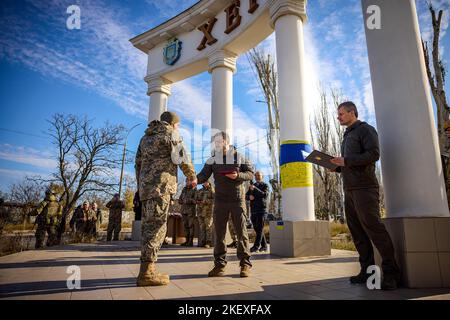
349,271,370,284
381,274,399,291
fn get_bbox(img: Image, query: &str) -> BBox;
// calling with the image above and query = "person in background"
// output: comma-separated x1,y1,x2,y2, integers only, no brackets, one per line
246,171,269,253
106,194,125,241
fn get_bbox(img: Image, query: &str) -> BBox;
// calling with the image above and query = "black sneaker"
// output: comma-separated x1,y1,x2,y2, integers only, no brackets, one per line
381,274,399,291
250,246,259,253
259,247,268,253
349,271,370,284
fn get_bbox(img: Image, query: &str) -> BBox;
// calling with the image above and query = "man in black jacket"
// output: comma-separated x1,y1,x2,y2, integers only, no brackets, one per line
331,101,400,290
246,171,269,253
197,131,254,278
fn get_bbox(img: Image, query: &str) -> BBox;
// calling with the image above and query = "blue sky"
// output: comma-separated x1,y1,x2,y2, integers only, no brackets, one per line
0,0,449,193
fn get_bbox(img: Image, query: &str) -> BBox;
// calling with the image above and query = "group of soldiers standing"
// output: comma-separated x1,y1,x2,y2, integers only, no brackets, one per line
69,199,102,243
29,189,124,249
179,181,214,248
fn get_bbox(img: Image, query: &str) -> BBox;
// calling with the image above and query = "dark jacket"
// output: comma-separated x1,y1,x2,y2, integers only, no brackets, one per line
197,147,254,203
246,181,269,214
338,121,380,190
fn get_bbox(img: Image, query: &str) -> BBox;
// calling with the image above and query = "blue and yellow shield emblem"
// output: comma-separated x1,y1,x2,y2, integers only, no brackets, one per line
163,38,182,66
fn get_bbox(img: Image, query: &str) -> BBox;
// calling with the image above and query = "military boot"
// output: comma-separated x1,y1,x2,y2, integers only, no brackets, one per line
136,262,170,287
240,265,251,278
208,265,226,277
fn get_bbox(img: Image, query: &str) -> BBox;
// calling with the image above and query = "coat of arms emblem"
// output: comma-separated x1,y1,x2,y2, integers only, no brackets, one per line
163,38,182,66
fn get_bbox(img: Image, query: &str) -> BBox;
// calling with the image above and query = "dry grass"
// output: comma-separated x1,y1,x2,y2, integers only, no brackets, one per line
330,222,350,237
330,222,356,251
2,223,35,233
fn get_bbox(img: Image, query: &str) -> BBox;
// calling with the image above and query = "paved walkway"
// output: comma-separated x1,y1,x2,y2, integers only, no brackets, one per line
0,241,449,300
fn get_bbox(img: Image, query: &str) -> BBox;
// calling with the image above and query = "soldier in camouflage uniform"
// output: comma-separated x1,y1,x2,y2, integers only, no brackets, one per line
179,184,197,247
106,194,125,241
70,200,96,242
135,111,196,287
196,181,214,248
29,188,62,249
90,202,102,239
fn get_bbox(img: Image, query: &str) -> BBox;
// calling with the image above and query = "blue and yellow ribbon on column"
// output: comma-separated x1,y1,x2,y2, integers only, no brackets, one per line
280,140,313,189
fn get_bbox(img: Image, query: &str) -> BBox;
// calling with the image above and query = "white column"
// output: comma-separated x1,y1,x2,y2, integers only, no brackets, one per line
208,50,237,143
145,75,172,123
269,0,315,221
362,0,449,217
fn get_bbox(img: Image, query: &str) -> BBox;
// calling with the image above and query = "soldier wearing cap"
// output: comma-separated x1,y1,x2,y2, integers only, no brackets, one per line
135,111,196,286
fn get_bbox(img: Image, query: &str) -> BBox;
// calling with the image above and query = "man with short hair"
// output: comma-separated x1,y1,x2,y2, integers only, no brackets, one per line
197,131,254,278
331,101,401,290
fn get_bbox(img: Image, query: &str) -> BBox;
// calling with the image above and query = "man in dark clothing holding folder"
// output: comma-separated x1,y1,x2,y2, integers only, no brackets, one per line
197,131,254,278
330,101,400,291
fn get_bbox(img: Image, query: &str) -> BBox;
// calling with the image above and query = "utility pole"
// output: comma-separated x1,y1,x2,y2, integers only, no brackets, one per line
118,123,141,199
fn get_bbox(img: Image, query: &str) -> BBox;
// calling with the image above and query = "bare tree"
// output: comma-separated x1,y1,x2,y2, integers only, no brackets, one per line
311,86,345,221
45,114,125,243
422,3,449,151
9,178,45,223
422,2,450,204
9,179,43,207
247,48,282,219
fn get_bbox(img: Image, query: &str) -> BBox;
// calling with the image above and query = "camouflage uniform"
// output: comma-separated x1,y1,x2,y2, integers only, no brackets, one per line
70,204,97,242
135,120,196,263
106,198,124,241
30,192,62,248
196,185,214,247
179,185,197,246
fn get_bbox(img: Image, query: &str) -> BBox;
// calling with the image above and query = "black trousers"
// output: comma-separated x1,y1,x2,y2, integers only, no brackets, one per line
250,213,267,249
345,188,400,277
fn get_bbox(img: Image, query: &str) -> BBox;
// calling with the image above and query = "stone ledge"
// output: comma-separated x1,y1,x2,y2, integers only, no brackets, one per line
269,220,331,258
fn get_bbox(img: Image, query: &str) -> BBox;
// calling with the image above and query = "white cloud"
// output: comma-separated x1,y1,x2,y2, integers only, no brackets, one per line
0,168,46,179
0,0,149,119
0,144,56,169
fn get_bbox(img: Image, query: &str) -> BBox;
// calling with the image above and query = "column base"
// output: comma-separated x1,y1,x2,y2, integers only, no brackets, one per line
269,221,331,258
375,217,450,288
131,220,141,241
